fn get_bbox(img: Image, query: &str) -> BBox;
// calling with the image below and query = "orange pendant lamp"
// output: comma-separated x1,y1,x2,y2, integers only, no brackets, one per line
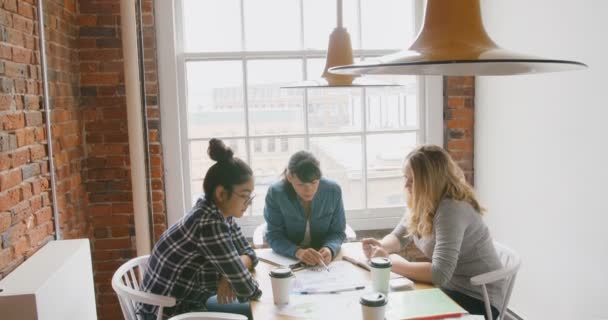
329,0,587,76
282,0,399,88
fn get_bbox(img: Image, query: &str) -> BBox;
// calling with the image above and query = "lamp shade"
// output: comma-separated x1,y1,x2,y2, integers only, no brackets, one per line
282,0,399,88
329,0,587,76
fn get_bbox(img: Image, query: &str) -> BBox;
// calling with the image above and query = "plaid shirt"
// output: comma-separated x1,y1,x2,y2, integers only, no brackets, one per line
138,197,261,318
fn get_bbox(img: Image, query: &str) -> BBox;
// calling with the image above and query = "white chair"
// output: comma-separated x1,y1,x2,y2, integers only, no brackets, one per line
252,222,357,249
112,255,174,320
112,255,246,320
470,242,521,320
167,312,247,320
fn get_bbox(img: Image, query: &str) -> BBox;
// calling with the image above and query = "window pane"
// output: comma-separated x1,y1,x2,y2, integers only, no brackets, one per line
361,0,415,49
247,60,305,135
366,132,417,208
308,88,362,133
187,61,245,138
244,0,300,51
249,137,306,215
305,58,325,80
303,0,359,50
179,0,424,220
366,78,418,130
310,136,364,210
183,0,241,52
189,139,248,205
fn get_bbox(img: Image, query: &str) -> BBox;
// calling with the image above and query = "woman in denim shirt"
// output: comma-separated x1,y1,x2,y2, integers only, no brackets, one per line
263,151,346,266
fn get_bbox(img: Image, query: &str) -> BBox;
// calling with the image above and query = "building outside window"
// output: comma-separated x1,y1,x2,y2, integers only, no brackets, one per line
157,0,443,233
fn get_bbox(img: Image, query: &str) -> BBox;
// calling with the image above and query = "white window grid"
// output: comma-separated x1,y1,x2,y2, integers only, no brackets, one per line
172,0,426,227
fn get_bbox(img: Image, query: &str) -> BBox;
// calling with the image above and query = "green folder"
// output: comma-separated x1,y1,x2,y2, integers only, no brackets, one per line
386,288,468,319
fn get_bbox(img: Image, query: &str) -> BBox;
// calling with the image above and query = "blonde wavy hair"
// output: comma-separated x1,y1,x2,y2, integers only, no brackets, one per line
405,145,483,237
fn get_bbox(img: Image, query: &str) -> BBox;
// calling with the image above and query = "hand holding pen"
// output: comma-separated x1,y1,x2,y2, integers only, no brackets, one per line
318,259,330,272
296,247,332,266
295,248,324,265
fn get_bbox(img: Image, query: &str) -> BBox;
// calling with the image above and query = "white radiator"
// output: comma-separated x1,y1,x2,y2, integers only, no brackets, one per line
0,239,97,320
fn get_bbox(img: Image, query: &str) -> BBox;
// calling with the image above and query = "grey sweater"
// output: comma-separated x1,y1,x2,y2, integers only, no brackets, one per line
391,198,505,310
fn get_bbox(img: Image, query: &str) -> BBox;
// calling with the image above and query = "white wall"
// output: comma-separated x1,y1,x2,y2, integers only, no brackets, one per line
476,1,608,319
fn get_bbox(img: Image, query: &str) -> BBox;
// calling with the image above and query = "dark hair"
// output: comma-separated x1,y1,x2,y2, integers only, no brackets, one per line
203,138,253,202
282,151,322,194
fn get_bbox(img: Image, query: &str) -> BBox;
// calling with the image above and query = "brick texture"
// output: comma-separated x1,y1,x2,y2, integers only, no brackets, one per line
0,0,84,279
444,76,475,185
44,0,88,242
1,1,166,319
77,0,166,318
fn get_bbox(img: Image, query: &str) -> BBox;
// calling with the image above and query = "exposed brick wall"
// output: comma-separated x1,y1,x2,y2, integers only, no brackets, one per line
45,0,88,241
78,0,165,318
444,76,475,185
0,1,167,318
0,0,86,279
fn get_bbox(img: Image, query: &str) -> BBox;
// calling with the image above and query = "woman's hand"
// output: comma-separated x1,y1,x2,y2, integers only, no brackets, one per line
370,246,389,258
217,276,236,304
319,247,333,265
296,248,323,265
361,238,383,259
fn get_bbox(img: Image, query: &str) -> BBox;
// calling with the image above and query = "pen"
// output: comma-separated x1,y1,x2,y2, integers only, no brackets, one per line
299,285,365,295
342,255,370,271
318,259,330,272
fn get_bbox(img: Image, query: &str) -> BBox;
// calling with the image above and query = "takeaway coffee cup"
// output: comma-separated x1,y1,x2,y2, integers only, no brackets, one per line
360,292,388,320
269,267,294,305
369,257,392,294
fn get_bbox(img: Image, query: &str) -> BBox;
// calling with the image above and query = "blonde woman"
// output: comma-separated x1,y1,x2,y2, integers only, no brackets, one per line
362,145,503,319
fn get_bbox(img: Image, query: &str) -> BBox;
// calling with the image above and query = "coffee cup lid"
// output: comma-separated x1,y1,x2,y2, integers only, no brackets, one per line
369,257,392,268
360,292,388,307
269,267,293,279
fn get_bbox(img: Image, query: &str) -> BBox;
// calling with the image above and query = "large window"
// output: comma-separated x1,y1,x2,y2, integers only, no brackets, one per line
157,0,442,233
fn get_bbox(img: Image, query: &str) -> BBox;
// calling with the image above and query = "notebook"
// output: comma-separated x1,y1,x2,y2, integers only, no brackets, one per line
255,248,299,267
386,288,468,319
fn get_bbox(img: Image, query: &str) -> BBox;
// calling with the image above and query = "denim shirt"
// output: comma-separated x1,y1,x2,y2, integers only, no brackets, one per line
263,178,346,258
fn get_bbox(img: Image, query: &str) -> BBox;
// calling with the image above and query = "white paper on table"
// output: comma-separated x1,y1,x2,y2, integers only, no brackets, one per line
292,261,370,293
275,293,360,319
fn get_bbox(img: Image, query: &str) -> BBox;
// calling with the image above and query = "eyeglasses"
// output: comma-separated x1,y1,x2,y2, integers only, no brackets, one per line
235,192,256,206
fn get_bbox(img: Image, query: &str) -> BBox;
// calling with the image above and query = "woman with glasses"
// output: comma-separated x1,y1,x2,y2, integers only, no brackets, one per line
264,151,346,266
139,138,260,319
361,145,503,319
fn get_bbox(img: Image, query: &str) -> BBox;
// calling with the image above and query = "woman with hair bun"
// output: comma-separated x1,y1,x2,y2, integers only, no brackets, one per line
138,138,260,319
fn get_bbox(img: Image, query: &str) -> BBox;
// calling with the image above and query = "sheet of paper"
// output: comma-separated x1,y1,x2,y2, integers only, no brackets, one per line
293,261,370,292
256,248,299,267
275,293,360,319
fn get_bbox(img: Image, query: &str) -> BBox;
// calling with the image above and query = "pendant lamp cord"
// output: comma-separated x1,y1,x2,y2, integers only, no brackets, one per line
337,0,343,28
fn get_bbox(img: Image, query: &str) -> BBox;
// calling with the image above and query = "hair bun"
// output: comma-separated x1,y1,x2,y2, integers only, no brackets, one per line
208,138,234,163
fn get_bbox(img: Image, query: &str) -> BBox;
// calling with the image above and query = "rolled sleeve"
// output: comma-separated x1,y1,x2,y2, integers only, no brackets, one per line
200,220,261,301
390,215,413,250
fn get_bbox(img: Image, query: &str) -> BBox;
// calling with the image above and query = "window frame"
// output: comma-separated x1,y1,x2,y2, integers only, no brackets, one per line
156,0,444,236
